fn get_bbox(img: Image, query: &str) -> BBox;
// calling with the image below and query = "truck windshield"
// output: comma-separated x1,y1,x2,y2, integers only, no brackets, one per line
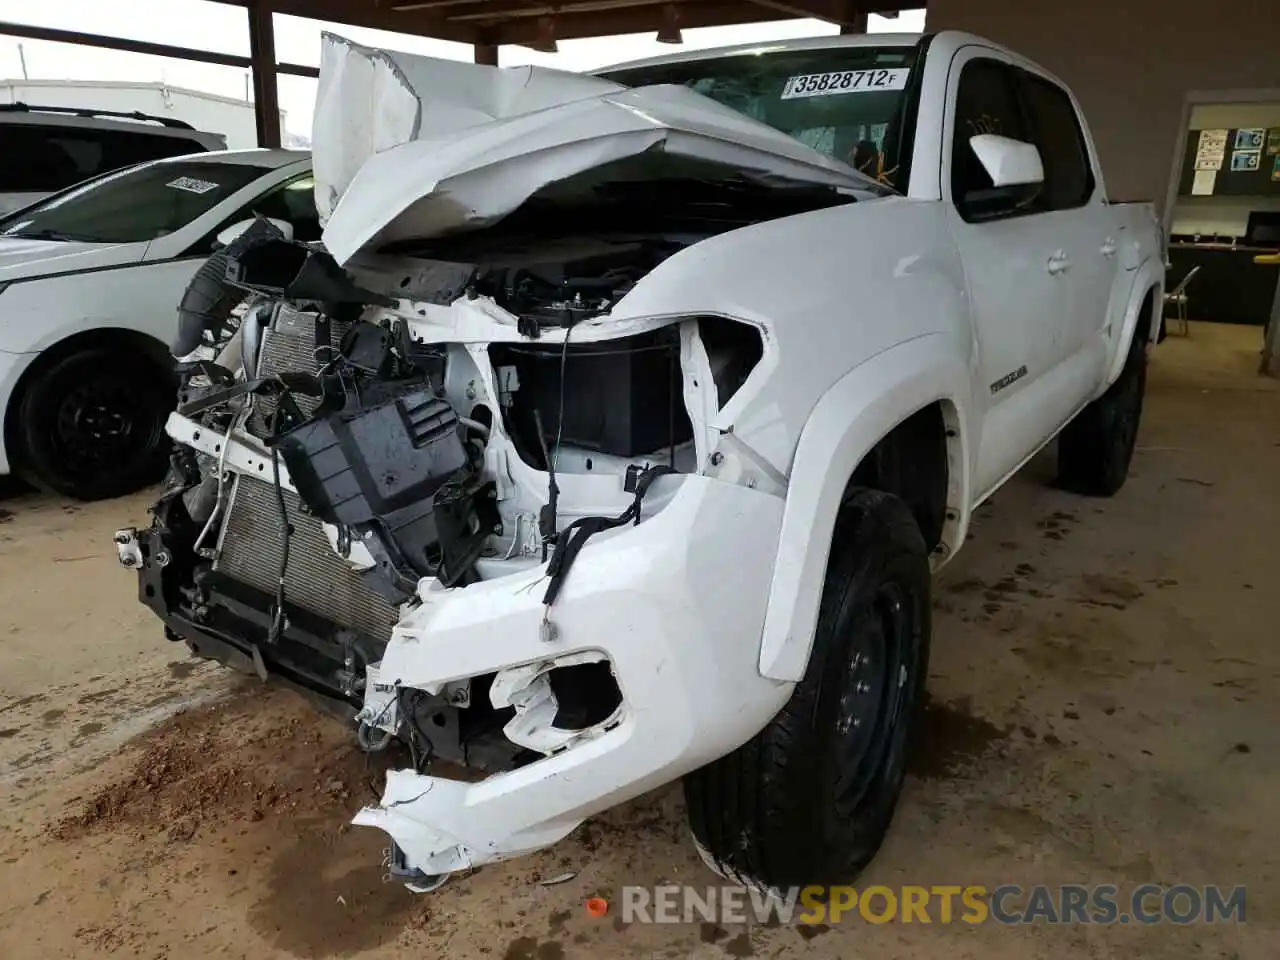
599,43,920,185
0,159,269,244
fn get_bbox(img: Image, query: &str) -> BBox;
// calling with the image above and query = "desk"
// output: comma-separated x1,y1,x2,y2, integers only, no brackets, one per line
1167,244,1280,326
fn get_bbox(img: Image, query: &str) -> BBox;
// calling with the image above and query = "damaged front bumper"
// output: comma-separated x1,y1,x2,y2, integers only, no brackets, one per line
355,471,791,876
125,411,792,881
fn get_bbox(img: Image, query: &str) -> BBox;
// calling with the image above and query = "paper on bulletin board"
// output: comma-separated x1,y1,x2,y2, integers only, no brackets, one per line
1194,129,1228,170
1267,129,1280,156
1230,150,1261,172
1234,128,1265,151
1191,169,1217,195
1272,156,1280,183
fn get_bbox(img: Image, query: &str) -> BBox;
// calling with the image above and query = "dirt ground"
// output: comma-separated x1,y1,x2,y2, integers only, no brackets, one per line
1,322,1277,960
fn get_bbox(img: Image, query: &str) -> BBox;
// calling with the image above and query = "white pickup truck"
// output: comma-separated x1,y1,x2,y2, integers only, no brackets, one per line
119,30,1163,893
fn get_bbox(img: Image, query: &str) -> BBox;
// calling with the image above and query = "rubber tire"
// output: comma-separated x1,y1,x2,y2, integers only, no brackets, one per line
683,488,931,891
1056,333,1147,497
15,347,174,501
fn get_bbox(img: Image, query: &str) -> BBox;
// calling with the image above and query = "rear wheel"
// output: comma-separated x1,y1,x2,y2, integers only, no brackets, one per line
684,488,931,890
16,347,174,501
1057,332,1147,497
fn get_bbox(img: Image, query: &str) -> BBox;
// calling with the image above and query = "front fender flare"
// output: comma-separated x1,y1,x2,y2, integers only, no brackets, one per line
758,334,973,682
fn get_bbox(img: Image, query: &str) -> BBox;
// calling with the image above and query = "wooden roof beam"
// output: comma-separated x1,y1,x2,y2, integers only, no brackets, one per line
481,1,796,45
207,0,924,52
446,0,686,25
745,0,857,28
743,0,915,28
207,0,480,44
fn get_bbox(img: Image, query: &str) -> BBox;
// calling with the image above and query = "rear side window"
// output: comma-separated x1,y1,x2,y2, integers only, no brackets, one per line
1017,71,1094,210
0,123,205,192
949,59,1029,212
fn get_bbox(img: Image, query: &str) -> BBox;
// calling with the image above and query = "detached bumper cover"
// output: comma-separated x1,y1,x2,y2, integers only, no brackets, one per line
353,474,794,875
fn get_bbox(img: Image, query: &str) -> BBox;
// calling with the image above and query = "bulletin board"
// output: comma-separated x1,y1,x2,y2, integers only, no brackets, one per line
1177,127,1280,197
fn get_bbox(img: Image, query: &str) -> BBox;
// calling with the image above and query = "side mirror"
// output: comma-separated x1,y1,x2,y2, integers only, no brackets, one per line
215,217,293,249
959,134,1044,221
969,134,1044,187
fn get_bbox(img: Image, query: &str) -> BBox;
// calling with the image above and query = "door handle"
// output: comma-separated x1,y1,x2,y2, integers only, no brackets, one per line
1100,238,1117,257
1047,251,1071,275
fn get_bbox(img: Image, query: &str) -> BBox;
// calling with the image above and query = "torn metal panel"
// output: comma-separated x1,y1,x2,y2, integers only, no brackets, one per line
314,34,886,264
313,32,624,224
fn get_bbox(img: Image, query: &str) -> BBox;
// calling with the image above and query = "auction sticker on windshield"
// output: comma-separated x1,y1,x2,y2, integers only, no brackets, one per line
166,176,220,195
781,68,910,99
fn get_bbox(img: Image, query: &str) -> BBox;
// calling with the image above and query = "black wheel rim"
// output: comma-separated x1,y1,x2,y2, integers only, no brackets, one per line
831,580,915,815
50,375,165,478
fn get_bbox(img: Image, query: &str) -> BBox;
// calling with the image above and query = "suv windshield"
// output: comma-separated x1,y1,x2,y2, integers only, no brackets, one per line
0,159,269,244
599,43,920,187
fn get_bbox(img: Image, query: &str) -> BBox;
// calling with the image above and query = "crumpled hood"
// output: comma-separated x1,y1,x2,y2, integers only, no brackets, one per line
312,32,626,224
314,33,887,265
0,236,140,281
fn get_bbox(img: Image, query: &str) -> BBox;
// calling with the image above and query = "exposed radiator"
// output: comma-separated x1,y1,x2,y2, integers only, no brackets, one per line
216,302,399,642
214,476,401,643
249,302,351,437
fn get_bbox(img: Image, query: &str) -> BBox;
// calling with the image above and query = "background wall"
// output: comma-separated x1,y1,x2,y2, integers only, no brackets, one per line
926,0,1280,219
1190,103,1280,131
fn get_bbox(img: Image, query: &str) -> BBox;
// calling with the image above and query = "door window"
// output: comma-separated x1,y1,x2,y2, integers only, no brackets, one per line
238,175,320,242
194,174,320,251
949,58,1033,221
1016,71,1095,210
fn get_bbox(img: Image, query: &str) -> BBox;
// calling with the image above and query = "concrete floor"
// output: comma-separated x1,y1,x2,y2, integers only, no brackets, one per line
0,322,1276,959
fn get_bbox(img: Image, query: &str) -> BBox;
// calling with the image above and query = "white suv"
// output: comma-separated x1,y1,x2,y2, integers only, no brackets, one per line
0,103,226,216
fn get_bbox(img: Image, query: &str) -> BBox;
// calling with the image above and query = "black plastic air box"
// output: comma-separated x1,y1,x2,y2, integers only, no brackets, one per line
491,329,692,460
276,386,468,526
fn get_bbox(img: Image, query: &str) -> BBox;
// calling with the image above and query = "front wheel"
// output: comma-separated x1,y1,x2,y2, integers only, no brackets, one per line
683,488,931,891
1056,332,1147,497
16,347,174,501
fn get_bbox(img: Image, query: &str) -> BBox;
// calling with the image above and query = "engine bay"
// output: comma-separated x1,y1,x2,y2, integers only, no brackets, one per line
429,234,684,332
125,211,771,791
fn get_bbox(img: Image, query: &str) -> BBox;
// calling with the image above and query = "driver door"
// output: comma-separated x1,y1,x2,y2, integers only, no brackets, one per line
942,50,1071,499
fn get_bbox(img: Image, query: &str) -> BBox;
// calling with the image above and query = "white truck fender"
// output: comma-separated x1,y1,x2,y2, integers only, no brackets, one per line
1102,258,1164,391
758,333,973,682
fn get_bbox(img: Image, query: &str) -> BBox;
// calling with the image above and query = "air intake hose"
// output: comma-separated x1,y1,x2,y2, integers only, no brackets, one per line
172,217,287,358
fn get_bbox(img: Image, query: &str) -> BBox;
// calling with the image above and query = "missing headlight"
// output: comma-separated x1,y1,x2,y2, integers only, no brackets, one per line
489,327,693,470
698,315,764,409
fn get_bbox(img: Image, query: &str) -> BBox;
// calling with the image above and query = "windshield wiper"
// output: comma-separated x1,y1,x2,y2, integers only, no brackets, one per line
6,228,95,242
